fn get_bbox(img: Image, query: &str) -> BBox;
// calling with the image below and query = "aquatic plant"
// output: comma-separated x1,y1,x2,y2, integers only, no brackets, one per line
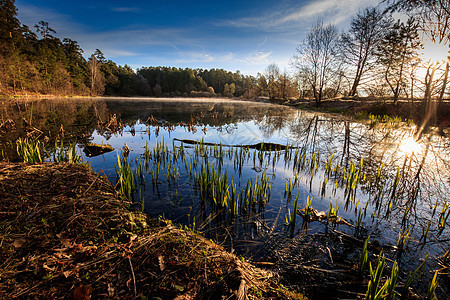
114,151,135,201
291,193,300,226
365,251,385,300
382,261,399,300
427,270,439,300
16,137,43,163
359,235,370,275
396,227,411,258
302,196,313,220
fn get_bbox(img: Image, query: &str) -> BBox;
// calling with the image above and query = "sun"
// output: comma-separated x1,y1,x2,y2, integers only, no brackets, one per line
399,137,422,155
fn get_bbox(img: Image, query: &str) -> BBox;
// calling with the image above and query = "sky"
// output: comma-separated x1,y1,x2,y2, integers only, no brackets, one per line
16,0,382,76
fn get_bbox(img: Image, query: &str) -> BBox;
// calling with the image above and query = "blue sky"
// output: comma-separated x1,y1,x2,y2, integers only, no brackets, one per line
16,0,381,75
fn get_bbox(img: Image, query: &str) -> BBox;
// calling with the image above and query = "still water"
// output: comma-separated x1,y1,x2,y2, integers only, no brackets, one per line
1,97,449,297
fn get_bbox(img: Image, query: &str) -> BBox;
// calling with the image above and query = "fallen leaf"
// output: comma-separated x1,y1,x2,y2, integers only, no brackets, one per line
63,270,72,278
107,283,114,297
158,255,165,271
43,263,55,272
13,239,25,248
74,285,93,300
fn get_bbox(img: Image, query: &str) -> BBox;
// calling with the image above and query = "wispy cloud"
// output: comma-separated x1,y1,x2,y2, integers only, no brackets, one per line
173,52,215,63
17,3,79,36
171,50,273,67
217,0,379,31
238,51,273,65
110,7,141,13
16,3,203,58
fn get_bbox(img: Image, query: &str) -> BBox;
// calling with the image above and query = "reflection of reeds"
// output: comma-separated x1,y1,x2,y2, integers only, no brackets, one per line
402,254,428,297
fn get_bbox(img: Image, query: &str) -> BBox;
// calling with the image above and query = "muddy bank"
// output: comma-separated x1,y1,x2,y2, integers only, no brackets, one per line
0,162,301,299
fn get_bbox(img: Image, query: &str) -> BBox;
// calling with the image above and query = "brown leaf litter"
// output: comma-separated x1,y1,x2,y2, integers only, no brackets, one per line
0,162,303,299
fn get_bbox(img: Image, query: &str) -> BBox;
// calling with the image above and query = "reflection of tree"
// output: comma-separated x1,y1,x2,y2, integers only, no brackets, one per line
0,98,109,145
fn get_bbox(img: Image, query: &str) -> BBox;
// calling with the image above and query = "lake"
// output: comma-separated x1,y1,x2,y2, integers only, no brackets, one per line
1,97,449,298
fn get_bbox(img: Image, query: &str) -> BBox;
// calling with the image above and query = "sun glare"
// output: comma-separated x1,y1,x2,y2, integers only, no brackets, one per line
421,37,450,63
399,137,422,155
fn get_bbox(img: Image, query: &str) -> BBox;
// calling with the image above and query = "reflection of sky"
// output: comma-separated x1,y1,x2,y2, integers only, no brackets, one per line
70,99,450,271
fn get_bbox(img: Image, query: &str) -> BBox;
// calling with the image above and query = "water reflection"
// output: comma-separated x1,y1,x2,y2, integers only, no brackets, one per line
0,97,449,297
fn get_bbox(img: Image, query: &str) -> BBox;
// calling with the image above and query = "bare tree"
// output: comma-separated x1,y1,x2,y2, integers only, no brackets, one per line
385,0,450,131
292,20,340,106
375,18,422,103
88,53,105,96
340,7,387,96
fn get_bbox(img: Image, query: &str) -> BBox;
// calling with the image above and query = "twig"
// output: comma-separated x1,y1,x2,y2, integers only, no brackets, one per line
128,257,137,297
327,246,334,264
83,172,100,195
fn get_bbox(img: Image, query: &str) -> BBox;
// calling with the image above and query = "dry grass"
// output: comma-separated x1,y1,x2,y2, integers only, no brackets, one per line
0,162,302,299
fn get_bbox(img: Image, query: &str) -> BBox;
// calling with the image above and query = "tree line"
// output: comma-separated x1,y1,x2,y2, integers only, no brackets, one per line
1,0,448,108
0,0,270,98
289,1,449,107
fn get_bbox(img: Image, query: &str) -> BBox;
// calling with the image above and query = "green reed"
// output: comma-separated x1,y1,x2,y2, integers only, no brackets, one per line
438,201,449,235
365,251,385,300
16,137,43,163
114,151,135,201
302,196,313,220
381,261,399,300
427,271,439,300
359,235,370,275
291,193,299,226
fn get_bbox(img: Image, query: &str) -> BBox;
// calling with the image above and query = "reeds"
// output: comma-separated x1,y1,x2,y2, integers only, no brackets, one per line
98,133,443,297
381,261,399,300
359,235,370,275
402,254,428,297
16,137,80,164
365,251,385,300
286,193,299,227
427,271,439,300
114,151,135,201
16,138,43,163
51,140,80,163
